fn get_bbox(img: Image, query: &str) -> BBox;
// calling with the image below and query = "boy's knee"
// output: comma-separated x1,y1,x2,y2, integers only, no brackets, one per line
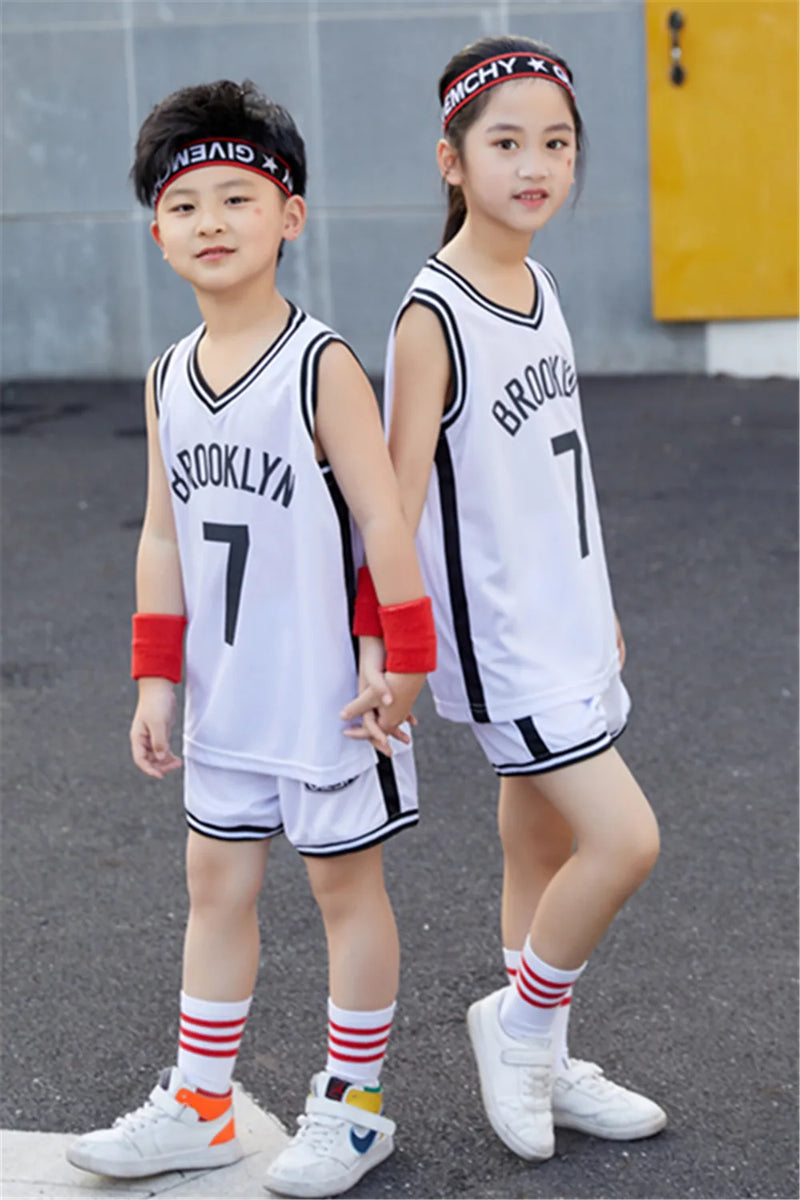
306,852,387,923
186,840,262,912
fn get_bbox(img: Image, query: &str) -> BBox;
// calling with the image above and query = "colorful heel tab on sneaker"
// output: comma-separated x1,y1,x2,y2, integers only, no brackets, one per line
345,1088,383,1117
209,1117,237,1146
175,1087,233,1122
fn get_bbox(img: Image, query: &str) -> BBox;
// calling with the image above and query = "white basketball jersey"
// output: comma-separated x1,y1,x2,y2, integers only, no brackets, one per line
154,305,375,784
384,256,619,724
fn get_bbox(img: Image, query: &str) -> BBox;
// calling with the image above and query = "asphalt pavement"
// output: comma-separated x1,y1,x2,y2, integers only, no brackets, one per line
1,373,797,1200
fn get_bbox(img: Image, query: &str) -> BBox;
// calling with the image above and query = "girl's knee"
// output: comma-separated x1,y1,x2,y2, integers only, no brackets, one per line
611,811,660,892
498,779,573,868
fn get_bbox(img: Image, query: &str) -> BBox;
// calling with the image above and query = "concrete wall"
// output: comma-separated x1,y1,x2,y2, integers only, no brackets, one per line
1,0,706,379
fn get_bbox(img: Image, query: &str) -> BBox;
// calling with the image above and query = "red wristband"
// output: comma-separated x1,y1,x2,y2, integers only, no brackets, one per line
379,596,437,673
131,613,187,683
352,566,383,638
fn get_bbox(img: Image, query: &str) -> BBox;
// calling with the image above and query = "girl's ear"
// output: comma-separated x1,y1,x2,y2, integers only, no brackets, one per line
281,195,306,243
437,138,463,187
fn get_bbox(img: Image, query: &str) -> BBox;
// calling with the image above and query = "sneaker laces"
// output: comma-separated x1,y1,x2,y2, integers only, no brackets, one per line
564,1059,618,1095
503,1045,552,1104
294,1111,342,1155
112,1096,167,1134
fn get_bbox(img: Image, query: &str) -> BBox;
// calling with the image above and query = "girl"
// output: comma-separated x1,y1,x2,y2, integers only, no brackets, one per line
348,35,666,1161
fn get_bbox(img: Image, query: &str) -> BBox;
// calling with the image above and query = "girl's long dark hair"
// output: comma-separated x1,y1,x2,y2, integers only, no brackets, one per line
437,36,584,247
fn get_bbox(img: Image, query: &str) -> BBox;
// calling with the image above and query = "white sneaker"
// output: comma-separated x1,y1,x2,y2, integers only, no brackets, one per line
553,1058,667,1139
66,1067,242,1178
264,1072,395,1198
467,987,555,1161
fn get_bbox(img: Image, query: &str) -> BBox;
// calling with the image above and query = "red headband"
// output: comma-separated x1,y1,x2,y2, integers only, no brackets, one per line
151,138,294,208
442,53,576,128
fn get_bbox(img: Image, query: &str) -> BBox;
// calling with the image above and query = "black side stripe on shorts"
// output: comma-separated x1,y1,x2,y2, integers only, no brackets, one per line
514,717,551,761
376,753,401,821
435,431,489,723
494,730,610,773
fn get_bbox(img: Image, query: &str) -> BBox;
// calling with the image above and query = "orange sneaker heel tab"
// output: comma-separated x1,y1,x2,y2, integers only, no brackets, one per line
175,1087,233,1122
210,1117,237,1146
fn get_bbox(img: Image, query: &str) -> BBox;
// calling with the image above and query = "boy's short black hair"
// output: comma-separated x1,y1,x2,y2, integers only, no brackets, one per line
131,78,306,206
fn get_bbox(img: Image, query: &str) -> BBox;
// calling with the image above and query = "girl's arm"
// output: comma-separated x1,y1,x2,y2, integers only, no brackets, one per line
315,341,430,741
130,364,185,779
387,302,451,532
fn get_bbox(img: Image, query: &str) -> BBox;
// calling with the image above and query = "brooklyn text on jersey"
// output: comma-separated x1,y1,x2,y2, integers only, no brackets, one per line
442,54,576,128
492,354,578,437
169,441,296,508
150,138,295,207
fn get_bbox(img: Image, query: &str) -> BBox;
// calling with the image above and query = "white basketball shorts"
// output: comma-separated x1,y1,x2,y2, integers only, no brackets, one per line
471,675,630,777
183,746,418,857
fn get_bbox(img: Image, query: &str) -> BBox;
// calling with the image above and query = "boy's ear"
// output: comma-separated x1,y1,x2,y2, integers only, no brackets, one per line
281,195,306,243
150,219,167,259
437,138,463,187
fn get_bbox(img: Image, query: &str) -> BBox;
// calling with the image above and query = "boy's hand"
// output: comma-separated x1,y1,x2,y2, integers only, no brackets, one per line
130,677,182,778
340,636,414,756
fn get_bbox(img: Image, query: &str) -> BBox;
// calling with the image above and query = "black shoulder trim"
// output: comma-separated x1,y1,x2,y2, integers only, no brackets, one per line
299,331,346,442
152,344,176,417
398,290,468,430
536,262,561,300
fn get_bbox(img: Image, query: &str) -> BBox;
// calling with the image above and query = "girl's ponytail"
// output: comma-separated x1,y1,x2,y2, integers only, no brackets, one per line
441,183,467,247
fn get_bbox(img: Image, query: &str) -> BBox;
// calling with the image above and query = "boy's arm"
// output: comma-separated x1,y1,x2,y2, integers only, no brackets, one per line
130,364,185,779
315,341,426,604
136,363,184,614
315,340,432,737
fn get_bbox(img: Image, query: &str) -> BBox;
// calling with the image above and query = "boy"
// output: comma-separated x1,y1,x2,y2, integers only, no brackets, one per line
66,79,435,1199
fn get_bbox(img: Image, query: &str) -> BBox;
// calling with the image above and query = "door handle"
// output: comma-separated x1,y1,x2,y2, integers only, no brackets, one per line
668,9,686,85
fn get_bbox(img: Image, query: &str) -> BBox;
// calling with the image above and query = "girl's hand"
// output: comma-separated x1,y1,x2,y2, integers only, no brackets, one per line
615,613,626,671
377,672,425,737
340,637,413,756
130,678,182,778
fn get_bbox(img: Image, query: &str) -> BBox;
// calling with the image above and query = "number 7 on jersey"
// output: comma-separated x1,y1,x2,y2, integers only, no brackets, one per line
203,523,250,645
551,430,589,559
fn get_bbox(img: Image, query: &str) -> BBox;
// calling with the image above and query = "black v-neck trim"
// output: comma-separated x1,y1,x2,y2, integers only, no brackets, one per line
427,257,544,328
188,304,307,414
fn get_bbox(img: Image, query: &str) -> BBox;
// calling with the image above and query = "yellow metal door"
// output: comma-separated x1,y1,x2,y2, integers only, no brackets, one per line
646,0,798,320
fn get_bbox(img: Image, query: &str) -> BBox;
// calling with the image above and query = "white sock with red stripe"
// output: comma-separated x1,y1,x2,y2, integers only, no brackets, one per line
499,940,584,1041
178,992,251,1095
325,998,395,1086
503,946,573,1067
503,946,521,983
